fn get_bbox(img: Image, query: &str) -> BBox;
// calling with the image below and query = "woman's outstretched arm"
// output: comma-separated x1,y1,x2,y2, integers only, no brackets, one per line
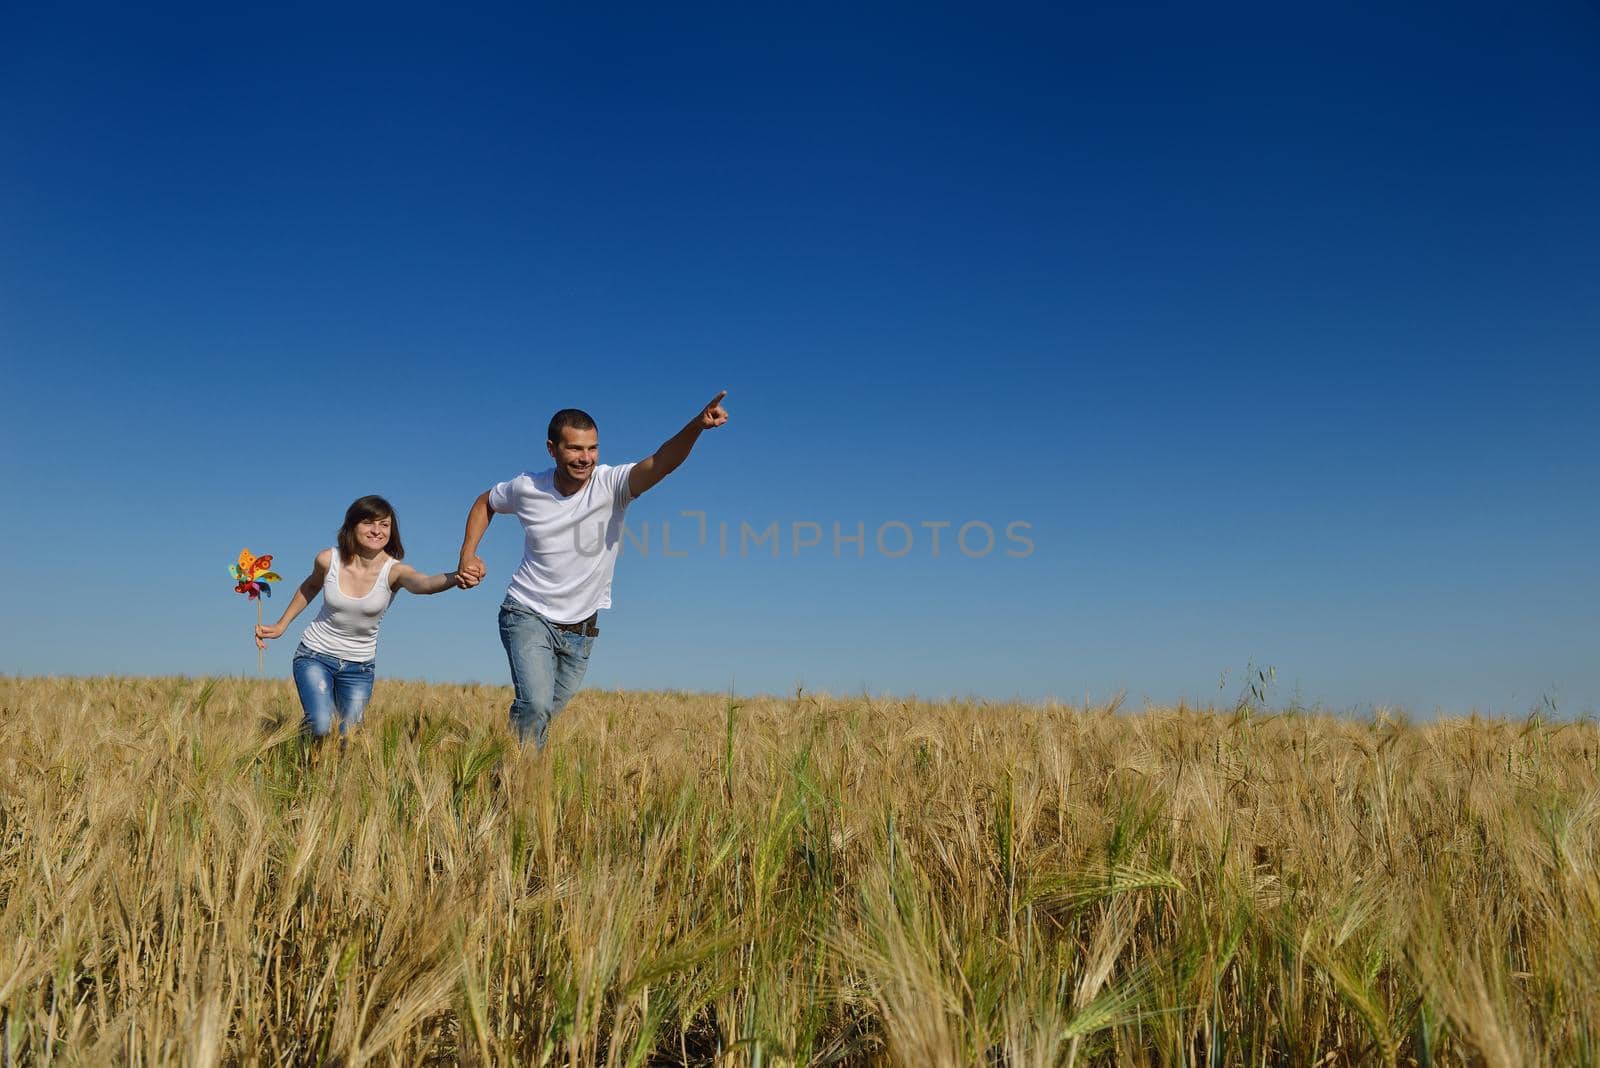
255,550,330,648
390,564,465,596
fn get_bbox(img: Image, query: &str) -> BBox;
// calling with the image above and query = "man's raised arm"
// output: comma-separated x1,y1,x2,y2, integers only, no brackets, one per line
457,490,495,587
628,391,730,499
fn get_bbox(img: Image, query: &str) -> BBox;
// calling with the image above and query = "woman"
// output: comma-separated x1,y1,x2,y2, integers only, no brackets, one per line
255,495,464,738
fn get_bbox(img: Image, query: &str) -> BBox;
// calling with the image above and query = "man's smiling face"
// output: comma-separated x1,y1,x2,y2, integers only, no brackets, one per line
548,426,599,489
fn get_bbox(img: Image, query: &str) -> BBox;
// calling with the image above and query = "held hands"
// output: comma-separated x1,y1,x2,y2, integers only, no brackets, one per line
458,556,486,589
697,390,730,430
254,622,285,650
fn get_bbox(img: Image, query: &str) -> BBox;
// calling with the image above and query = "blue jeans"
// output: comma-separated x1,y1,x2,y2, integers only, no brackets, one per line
498,597,595,748
291,643,375,738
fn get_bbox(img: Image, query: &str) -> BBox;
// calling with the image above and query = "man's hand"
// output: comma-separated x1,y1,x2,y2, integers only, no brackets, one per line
697,390,729,430
458,556,486,588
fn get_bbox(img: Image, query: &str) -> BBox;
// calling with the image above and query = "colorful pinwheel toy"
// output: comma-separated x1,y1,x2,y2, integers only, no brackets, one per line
231,549,282,671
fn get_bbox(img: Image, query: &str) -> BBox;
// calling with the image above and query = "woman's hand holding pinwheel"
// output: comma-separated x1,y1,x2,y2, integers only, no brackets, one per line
255,621,286,649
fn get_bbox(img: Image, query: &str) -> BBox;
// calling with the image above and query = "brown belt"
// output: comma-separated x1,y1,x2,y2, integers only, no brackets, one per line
550,614,599,637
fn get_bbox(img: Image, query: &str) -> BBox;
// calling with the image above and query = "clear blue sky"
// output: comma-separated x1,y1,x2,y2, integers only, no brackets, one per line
3,2,1597,714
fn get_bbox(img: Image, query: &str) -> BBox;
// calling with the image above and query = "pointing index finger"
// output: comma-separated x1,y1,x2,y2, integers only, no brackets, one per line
708,390,727,408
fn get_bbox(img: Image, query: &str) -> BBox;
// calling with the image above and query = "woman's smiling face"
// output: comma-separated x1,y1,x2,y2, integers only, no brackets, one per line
355,515,392,552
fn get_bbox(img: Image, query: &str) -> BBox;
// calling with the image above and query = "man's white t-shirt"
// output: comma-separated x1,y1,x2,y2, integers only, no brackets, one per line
488,463,636,624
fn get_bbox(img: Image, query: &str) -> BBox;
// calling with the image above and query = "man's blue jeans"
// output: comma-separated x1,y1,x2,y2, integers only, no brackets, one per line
291,643,375,738
498,597,595,748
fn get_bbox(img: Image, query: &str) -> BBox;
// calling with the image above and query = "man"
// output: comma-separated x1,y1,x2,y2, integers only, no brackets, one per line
456,391,729,746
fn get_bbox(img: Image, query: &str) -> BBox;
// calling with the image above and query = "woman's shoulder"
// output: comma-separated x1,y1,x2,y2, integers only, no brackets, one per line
313,548,334,570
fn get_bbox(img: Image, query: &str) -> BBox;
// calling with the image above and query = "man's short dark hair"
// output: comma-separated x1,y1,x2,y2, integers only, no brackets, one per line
547,408,597,445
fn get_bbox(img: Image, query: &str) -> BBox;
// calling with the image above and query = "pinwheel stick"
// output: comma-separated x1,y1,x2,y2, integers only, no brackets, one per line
258,598,264,673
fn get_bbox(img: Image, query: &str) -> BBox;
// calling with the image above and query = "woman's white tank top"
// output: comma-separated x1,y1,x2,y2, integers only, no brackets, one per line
298,550,396,662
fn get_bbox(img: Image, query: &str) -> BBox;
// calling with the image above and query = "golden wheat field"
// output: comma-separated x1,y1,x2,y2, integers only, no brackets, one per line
3,676,1599,1066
